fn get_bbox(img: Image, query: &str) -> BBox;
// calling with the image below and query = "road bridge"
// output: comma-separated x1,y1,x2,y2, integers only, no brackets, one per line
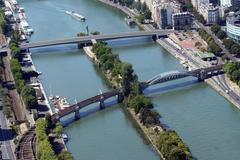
20,30,172,50
51,65,224,123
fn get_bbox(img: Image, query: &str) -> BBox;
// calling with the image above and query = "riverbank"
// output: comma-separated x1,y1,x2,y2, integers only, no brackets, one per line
125,107,165,159
27,52,53,115
96,0,152,31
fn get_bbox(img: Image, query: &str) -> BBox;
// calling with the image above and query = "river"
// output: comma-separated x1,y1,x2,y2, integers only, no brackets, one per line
19,0,240,160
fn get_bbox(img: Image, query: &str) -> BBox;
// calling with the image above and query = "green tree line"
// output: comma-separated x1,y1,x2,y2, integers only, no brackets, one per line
9,31,38,109
198,28,222,56
36,118,73,160
156,130,192,160
111,0,151,22
224,62,240,86
210,23,240,57
0,10,6,34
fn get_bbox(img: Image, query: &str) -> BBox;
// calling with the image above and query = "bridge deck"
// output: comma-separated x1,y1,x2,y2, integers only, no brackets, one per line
57,90,120,118
20,30,172,49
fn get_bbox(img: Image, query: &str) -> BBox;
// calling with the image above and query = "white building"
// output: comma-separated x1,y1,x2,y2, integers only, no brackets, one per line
191,0,198,9
198,3,219,24
220,0,232,6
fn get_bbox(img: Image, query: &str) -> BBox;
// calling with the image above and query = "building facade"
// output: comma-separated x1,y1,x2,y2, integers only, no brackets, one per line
172,12,192,30
231,0,240,7
226,12,240,43
198,4,219,24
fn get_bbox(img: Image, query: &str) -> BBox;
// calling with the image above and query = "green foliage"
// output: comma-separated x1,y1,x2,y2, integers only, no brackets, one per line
181,2,193,12
9,31,38,110
10,58,25,92
216,30,226,39
135,15,144,23
36,119,58,160
198,28,222,55
222,38,240,56
21,85,38,106
77,32,88,37
128,94,160,126
223,38,235,50
211,23,221,34
53,122,63,136
224,62,240,85
0,10,6,34
139,108,160,126
121,63,135,96
117,0,134,7
90,31,100,35
92,42,137,95
143,9,151,20
45,113,52,128
58,151,73,160
129,94,152,113
210,24,227,40
156,130,192,160
37,139,57,160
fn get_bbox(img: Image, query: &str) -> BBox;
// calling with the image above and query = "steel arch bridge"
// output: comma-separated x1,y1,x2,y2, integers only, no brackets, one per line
146,71,191,86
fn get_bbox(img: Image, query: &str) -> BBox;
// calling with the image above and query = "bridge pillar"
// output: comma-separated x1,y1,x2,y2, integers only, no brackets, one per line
152,35,157,41
99,100,105,110
75,106,80,120
117,92,124,103
198,69,207,81
51,114,60,125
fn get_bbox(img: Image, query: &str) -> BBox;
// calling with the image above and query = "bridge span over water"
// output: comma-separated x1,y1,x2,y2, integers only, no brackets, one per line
20,30,172,49
51,65,224,123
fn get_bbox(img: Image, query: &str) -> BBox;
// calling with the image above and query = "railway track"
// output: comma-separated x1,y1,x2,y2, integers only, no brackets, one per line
16,129,36,160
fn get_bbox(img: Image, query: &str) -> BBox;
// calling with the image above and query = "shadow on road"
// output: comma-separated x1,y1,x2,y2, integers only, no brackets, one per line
37,104,50,112
0,128,14,141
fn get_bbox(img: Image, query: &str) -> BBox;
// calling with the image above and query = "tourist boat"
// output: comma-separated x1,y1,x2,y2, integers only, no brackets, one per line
50,95,71,112
65,10,86,21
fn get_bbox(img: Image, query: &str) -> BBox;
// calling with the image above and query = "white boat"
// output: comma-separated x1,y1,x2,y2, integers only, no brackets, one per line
20,20,34,35
61,133,68,142
65,11,86,21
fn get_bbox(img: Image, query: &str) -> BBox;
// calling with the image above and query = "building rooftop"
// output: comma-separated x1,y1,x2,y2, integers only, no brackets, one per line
172,12,190,16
